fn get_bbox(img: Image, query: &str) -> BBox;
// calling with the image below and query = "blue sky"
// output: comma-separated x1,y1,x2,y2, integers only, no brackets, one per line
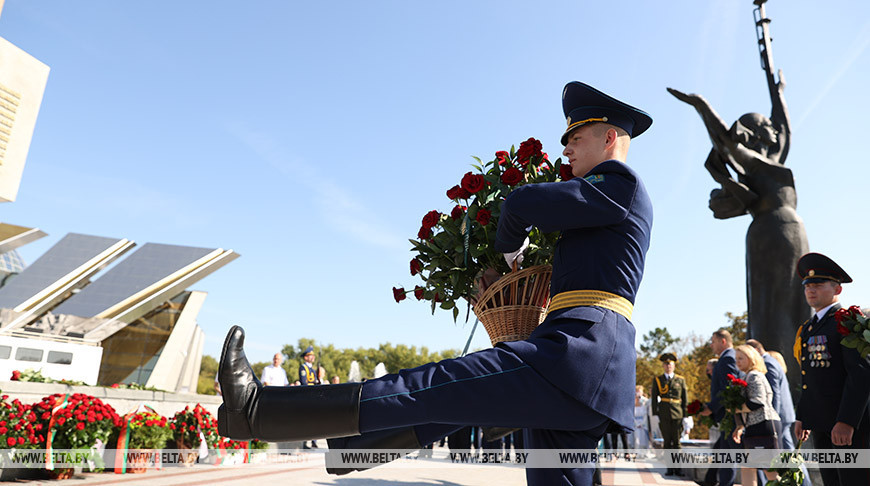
1,1,869,365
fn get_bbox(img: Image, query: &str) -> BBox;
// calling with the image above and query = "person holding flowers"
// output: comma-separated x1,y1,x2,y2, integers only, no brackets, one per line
216,81,654,486
730,345,781,486
699,329,739,486
793,252,870,486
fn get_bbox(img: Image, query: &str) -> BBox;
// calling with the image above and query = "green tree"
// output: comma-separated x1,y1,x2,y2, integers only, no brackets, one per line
197,355,219,395
639,327,678,360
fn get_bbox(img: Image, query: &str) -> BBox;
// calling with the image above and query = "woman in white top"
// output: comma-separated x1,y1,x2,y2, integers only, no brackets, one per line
732,345,781,486
633,385,652,451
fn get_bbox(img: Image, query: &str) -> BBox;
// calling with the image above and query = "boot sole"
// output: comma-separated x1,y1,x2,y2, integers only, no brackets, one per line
217,325,253,440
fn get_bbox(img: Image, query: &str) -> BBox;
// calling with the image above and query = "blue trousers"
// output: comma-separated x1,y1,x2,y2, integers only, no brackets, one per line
357,345,611,486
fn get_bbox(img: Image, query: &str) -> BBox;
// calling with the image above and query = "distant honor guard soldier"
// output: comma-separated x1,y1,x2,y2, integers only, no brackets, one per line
651,352,687,476
217,81,654,486
793,253,870,486
298,346,320,386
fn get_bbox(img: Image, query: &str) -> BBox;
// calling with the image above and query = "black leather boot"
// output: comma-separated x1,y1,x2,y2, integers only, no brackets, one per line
326,427,422,476
217,325,363,441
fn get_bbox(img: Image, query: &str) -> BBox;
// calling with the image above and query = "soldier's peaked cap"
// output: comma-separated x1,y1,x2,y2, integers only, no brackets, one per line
300,345,315,357
797,252,852,285
659,353,677,363
560,81,653,145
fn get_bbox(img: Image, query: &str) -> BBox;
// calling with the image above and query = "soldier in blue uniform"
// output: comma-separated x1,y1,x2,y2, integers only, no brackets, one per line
216,81,653,486
793,253,870,486
298,345,319,386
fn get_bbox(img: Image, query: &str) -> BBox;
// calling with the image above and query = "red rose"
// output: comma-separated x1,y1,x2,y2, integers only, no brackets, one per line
849,305,864,317
726,373,737,382
410,259,423,276
10,370,20,381
56,417,66,426
559,164,574,181
392,287,406,303
417,226,432,240
837,322,851,336
0,427,6,435
446,185,471,200
6,437,15,447
451,205,465,220
110,383,120,389
460,172,485,194
687,400,702,415
501,167,523,186
414,286,424,300
169,423,176,430
189,425,195,431
421,210,440,229
516,137,543,165
495,151,510,165
17,437,24,444
76,422,85,430
476,208,492,226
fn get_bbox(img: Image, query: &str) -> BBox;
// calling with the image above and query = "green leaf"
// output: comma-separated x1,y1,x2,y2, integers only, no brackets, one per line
471,156,482,164
453,306,459,321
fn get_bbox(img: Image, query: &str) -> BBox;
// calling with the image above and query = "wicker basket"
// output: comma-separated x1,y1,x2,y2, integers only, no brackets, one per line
473,265,552,346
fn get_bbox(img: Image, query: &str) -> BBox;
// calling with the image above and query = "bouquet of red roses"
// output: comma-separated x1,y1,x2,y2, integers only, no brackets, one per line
835,305,870,359
717,373,747,436
170,404,219,450
687,399,715,428
0,394,45,449
394,138,568,320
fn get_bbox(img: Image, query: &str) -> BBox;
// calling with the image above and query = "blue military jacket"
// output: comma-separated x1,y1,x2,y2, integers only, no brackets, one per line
796,304,870,431
494,159,653,429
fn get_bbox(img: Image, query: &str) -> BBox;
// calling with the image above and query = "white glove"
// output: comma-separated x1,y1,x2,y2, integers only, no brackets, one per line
503,237,530,269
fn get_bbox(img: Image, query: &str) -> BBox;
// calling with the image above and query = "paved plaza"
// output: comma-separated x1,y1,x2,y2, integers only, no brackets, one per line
3,447,703,485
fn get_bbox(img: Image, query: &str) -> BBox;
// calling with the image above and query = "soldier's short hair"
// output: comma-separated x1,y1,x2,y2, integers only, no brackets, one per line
745,339,765,354
712,329,733,344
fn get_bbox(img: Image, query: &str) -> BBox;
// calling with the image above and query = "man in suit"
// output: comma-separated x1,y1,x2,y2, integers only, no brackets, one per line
699,329,738,486
793,252,870,486
651,352,687,476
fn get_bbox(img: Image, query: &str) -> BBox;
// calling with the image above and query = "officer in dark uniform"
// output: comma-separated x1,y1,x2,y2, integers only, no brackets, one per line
217,81,654,486
298,345,319,386
793,252,870,486
651,352,687,476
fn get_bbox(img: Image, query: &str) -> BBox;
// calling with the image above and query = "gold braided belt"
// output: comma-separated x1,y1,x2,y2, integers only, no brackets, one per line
546,290,634,320
659,397,680,403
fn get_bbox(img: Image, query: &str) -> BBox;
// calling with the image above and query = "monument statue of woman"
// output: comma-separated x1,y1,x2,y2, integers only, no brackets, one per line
667,0,809,378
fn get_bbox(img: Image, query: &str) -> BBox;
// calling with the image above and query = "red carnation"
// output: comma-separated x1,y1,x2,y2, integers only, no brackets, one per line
10,370,20,381
460,172,485,194
414,286,425,300
446,185,471,200
495,151,510,165
516,137,543,165
501,167,523,186
421,210,440,229
410,259,423,276
76,422,85,430
476,208,492,226
451,205,465,220
559,164,574,181
392,287,406,303
417,226,432,240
